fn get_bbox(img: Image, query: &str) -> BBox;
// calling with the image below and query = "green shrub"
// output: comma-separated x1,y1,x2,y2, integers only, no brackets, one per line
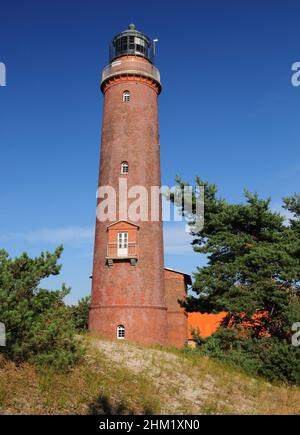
196,329,300,385
0,247,83,371
69,295,91,332
257,339,300,385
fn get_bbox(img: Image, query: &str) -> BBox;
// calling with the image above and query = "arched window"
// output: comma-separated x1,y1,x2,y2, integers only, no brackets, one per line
122,90,130,103
121,161,129,174
117,325,125,340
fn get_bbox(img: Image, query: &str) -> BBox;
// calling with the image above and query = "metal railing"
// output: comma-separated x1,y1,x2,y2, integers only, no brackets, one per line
107,242,138,258
101,58,161,85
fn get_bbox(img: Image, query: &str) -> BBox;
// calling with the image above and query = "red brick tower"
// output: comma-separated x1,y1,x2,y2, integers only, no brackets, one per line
89,24,167,345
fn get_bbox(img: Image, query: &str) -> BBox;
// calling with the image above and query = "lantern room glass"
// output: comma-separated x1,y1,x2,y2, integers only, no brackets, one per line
109,24,155,64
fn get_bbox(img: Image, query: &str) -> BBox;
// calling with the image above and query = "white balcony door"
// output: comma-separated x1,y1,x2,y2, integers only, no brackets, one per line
117,232,128,257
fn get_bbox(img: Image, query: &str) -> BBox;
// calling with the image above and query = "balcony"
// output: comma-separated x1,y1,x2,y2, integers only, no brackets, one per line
106,242,138,263
101,58,161,90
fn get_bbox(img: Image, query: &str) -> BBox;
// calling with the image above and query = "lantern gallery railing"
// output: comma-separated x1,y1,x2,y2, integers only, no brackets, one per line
101,58,161,86
107,242,138,258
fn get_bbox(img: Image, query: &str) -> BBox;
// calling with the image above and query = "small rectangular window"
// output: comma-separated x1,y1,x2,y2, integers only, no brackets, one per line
121,161,129,173
123,91,130,103
117,325,125,339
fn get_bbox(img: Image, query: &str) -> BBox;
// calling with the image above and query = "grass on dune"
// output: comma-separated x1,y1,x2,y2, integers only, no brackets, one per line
0,336,300,415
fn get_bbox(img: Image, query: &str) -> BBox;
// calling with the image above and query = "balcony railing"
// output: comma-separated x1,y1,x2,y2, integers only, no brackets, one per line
107,242,138,258
101,58,161,86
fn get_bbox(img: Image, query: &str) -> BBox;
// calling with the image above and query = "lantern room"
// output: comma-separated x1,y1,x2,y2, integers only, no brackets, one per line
109,23,154,63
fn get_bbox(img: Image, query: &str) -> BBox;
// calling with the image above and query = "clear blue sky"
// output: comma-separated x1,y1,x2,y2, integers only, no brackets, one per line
0,0,299,303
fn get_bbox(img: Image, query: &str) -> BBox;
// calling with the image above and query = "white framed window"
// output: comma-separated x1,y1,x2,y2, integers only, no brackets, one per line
117,325,125,340
123,90,130,102
117,232,128,257
121,161,129,174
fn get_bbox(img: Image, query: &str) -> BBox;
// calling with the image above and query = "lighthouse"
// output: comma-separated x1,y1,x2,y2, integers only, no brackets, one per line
89,24,168,345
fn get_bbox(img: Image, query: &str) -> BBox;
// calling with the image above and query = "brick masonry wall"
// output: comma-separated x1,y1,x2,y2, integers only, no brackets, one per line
164,269,188,348
89,56,167,345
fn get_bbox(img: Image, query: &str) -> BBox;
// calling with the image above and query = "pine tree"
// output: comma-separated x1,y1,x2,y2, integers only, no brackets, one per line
0,246,83,371
69,295,91,331
171,178,300,384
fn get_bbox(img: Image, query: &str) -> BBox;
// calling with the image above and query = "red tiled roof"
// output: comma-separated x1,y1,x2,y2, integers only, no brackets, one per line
187,312,227,339
187,311,270,339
